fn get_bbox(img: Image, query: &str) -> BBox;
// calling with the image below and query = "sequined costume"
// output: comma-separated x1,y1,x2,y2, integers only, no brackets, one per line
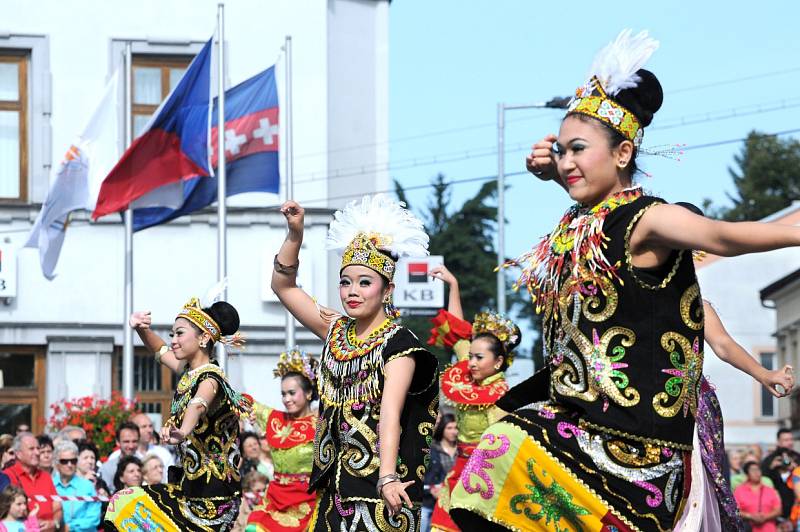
245,405,316,531
308,316,438,532
104,363,250,531
428,311,510,532
450,189,705,531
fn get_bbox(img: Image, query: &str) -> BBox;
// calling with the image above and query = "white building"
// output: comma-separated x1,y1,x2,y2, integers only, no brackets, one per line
697,202,800,447
0,0,390,433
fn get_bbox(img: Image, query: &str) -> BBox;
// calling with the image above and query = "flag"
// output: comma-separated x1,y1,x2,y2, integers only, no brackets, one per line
25,69,122,279
132,66,280,231
92,39,214,219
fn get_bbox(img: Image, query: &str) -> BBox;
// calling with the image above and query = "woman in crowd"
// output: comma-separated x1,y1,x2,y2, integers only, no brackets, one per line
425,265,520,532
113,455,142,492
239,432,273,481
272,195,438,530
448,29,800,531
104,297,252,531
246,348,319,532
422,413,457,532
35,436,52,476
140,454,164,486
0,436,14,470
233,471,268,532
735,461,782,532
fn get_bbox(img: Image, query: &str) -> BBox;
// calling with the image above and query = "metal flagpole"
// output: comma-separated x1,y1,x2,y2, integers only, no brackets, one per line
496,103,506,314
122,42,134,401
216,3,228,372
284,35,296,350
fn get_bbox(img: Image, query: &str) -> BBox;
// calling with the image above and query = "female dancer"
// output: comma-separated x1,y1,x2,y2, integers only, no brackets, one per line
426,265,520,532
448,29,800,531
272,195,439,531
104,298,251,531
245,349,318,532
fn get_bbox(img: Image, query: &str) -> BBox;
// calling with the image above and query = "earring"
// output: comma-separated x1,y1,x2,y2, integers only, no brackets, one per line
199,341,207,348
494,364,501,370
618,161,628,168
383,295,400,320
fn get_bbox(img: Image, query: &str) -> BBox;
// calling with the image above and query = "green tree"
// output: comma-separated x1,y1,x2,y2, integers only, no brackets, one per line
708,131,800,221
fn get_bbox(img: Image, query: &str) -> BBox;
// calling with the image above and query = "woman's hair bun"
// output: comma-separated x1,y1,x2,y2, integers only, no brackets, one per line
205,301,240,336
615,69,663,128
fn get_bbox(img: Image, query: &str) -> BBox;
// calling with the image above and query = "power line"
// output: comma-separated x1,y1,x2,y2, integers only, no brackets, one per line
293,96,800,184
296,127,800,206
291,66,800,159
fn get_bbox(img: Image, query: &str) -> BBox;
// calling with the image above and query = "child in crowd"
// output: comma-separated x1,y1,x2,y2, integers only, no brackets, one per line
0,485,40,532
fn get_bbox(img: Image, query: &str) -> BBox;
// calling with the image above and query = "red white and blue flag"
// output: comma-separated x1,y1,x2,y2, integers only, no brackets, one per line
132,65,280,231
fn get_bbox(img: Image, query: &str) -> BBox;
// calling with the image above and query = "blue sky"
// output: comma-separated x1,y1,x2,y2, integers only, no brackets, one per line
388,1,800,260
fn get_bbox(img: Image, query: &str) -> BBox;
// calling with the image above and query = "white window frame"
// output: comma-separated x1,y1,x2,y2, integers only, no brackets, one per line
759,351,778,419
0,34,51,204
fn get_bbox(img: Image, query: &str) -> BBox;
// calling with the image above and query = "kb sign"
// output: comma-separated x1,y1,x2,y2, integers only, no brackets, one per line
393,255,444,309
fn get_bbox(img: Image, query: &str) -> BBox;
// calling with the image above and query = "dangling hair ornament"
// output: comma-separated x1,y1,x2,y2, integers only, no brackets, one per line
178,278,246,351
327,194,429,283
568,29,659,148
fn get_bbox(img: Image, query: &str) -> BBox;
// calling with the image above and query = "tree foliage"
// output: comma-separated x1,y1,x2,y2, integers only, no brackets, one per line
707,132,800,221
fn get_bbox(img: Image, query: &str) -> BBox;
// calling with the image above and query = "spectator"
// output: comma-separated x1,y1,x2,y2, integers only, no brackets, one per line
98,422,139,492
13,427,29,436
51,440,100,532
140,454,164,486
762,429,800,520
112,456,142,492
422,413,458,532
0,485,40,532
735,460,782,531
74,440,109,500
2,433,62,532
0,436,15,470
34,438,52,477
232,470,268,532
240,432,272,479
52,427,86,447
104,414,174,484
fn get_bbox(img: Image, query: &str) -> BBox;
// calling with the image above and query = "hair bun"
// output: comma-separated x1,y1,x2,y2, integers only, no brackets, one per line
615,69,663,128
205,301,240,336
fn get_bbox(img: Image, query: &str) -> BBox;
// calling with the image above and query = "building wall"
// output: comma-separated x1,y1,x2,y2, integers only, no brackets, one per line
697,206,800,446
0,0,390,427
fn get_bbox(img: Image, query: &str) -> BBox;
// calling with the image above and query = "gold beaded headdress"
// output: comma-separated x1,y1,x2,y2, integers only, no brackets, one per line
327,194,429,282
177,297,245,347
472,311,521,365
273,348,318,383
566,30,659,148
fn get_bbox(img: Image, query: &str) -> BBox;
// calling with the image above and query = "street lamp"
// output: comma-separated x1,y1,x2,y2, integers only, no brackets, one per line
496,97,569,314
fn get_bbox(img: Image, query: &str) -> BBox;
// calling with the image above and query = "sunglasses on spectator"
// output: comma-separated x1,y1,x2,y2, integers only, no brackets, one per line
59,458,78,465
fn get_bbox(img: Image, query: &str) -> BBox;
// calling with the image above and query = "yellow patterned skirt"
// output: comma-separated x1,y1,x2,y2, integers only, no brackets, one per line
449,403,688,531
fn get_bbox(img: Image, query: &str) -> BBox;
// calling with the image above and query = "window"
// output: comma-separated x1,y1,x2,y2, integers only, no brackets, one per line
132,56,191,138
0,347,46,434
761,351,777,418
0,52,27,201
112,347,176,425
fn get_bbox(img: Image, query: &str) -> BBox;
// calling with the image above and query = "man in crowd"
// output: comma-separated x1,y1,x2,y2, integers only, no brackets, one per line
99,421,140,492
53,425,87,446
104,413,174,484
762,428,800,520
52,440,101,532
2,432,63,532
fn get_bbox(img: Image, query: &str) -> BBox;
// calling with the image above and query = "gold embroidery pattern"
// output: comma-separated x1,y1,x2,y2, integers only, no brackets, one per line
341,403,380,478
266,502,312,528
680,283,703,331
606,440,663,467
623,202,685,291
314,416,335,470
653,332,703,418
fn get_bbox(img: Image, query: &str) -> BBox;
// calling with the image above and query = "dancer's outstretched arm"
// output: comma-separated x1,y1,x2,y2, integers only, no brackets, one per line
634,204,800,257
703,300,794,398
429,264,463,319
129,311,185,373
271,200,330,340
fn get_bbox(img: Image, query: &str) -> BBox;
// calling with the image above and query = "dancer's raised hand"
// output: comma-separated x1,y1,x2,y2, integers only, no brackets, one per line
129,311,152,330
429,264,457,286
280,200,305,237
526,133,559,181
762,365,795,398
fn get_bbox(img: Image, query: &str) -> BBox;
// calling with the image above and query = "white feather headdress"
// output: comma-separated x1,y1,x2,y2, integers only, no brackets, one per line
327,194,429,259
588,29,659,96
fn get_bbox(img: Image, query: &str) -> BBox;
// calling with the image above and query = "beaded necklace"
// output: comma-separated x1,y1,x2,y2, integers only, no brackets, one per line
329,317,397,361
508,186,643,314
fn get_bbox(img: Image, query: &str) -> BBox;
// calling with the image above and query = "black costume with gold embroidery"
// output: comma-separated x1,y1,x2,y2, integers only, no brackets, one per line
309,316,439,531
449,192,704,531
104,364,248,531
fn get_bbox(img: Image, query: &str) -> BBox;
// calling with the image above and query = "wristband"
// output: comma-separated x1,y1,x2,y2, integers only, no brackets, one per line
274,254,299,275
154,344,169,364
376,473,400,496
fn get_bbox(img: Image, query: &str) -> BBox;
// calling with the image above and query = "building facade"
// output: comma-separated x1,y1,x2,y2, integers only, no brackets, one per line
0,0,390,433
697,202,800,446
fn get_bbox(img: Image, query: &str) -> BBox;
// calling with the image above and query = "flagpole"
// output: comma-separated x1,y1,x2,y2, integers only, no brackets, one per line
122,42,134,402
284,35,296,351
216,3,228,372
